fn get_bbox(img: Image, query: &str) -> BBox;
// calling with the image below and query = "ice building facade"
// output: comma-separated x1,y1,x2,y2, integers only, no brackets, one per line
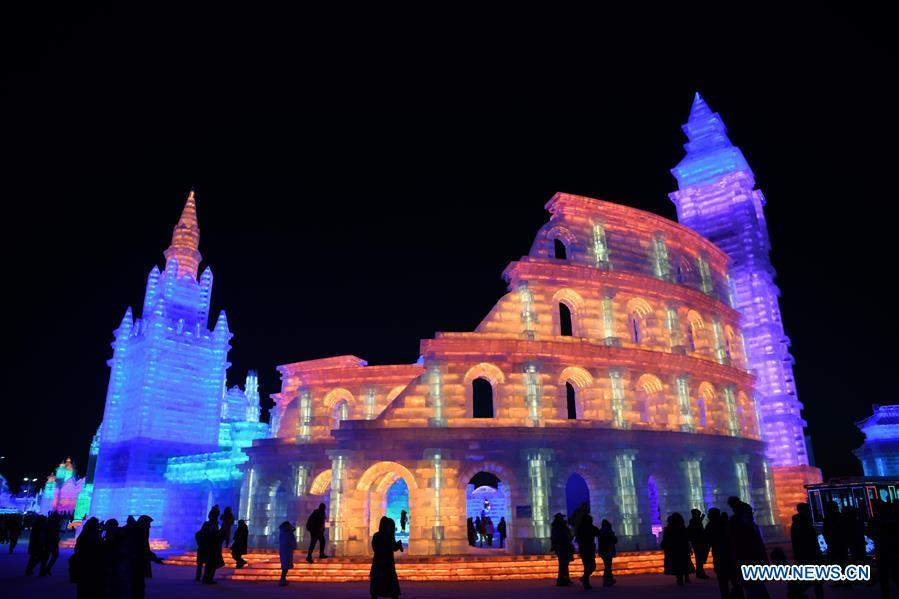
855,405,899,477
90,191,268,542
241,192,777,556
37,458,84,514
669,93,821,527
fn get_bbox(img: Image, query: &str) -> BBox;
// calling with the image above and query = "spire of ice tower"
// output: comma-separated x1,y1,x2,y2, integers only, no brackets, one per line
163,189,203,280
671,92,750,188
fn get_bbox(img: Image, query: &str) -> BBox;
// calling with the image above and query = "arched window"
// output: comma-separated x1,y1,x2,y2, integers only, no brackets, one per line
686,325,696,352
630,314,641,344
553,238,568,260
332,399,349,429
559,303,573,336
626,298,652,345
472,378,494,418
566,382,577,420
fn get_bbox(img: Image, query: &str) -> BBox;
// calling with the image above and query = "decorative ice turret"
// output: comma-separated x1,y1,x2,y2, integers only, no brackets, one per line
91,191,232,529
670,93,822,527
855,405,899,476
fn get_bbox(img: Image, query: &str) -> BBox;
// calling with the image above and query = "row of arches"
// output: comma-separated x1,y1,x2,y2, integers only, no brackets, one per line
549,287,742,366
462,361,756,436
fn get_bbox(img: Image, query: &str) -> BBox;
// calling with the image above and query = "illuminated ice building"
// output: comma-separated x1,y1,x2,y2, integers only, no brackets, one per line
90,192,269,544
670,93,822,527
855,405,899,476
241,190,780,556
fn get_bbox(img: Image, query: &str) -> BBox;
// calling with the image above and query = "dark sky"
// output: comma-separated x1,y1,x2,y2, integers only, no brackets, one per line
2,7,896,489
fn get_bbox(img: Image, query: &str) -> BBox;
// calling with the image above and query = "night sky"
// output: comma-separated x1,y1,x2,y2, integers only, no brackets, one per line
2,7,896,490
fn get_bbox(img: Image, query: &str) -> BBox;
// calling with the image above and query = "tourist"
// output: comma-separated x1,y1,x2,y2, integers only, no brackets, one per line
727,497,769,598
687,508,710,579
370,516,403,599
845,505,867,566
305,502,328,563
597,518,617,587
221,506,235,548
661,512,694,586
7,514,22,554
550,512,574,586
101,518,123,598
497,516,507,549
706,508,739,599
868,500,899,597
278,521,297,587
70,517,103,598
399,509,408,534
569,501,589,532
576,512,600,589
208,504,221,527
201,516,224,585
475,516,484,547
823,500,848,571
194,521,210,581
231,519,249,569
466,517,476,546
791,503,823,599
485,516,495,546
40,511,62,575
25,514,47,575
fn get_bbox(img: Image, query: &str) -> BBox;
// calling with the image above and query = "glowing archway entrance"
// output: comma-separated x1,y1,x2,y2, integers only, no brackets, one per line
266,482,289,546
565,473,590,519
466,472,510,549
355,461,419,555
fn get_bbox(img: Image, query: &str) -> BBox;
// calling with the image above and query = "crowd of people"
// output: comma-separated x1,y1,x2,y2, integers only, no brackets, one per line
68,513,163,598
0,512,24,553
551,503,618,589
465,513,508,548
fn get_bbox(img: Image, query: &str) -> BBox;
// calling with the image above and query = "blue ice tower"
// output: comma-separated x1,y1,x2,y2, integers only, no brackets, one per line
669,93,810,469
91,191,232,528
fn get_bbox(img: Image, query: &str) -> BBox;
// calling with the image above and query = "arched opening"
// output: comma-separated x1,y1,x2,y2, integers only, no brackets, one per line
356,462,419,555
565,473,590,519
332,399,349,430
559,303,573,336
466,472,509,549
635,374,663,425
472,378,494,418
647,476,662,539
565,382,577,420
687,310,705,354
385,478,410,544
553,238,568,260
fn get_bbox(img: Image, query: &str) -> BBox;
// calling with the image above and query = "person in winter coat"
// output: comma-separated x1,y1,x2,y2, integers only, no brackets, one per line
194,522,210,582
305,503,327,563
220,507,235,548
40,512,62,576
399,510,407,534
70,517,103,599
278,521,297,587
200,518,224,585
231,519,249,569
727,496,769,599
687,509,710,579
370,516,403,599
25,514,48,575
484,516,495,546
791,503,823,599
550,512,574,587
661,512,694,586
706,508,739,599
575,513,600,589
597,519,618,587
497,517,507,549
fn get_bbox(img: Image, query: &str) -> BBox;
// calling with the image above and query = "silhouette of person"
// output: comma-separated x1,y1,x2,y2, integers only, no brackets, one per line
661,512,694,586
497,517,507,549
466,517,476,546
305,502,328,563
208,504,221,528
823,500,848,570
687,508,710,579
221,507,235,548
24,514,46,575
278,521,297,587
485,516,495,546
791,503,823,599
597,518,617,587
868,499,899,597
706,508,739,599
231,519,249,569
399,510,407,534
194,521,210,582
727,496,769,598
100,518,122,597
200,514,224,585
40,512,62,575
845,505,866,566
550,512,574,586
71,517,103,599
475,516,484,547
7,515,22,554
576,512,600,589
129,515,162,599
370,516,402,599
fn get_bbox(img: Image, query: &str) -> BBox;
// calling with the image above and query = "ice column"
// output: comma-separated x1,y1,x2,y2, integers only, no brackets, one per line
524,363,541,426
614,452,638,536
609,369,626,428
676,375,694,432
427,363,446,427
592,222,611,269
